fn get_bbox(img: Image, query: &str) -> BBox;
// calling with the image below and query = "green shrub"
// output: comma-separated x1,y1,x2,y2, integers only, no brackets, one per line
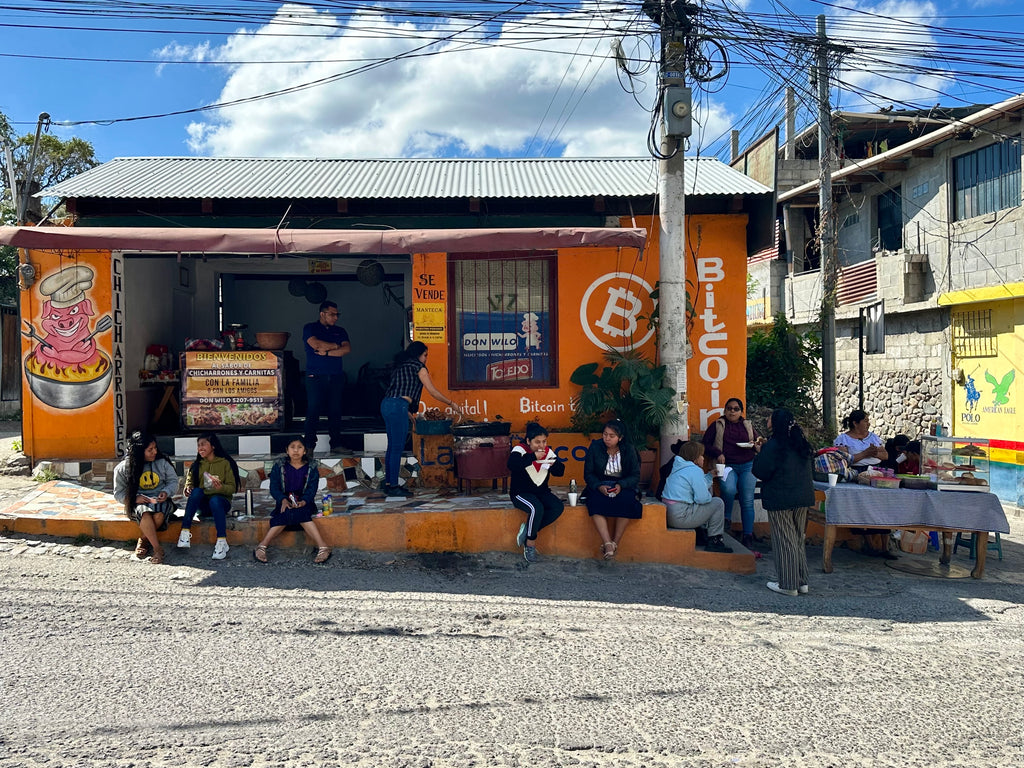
746,314,833,447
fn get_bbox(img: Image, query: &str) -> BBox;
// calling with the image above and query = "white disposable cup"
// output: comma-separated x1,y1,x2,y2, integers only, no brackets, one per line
828,473,838,487
567,492,579,507
715,463,725,478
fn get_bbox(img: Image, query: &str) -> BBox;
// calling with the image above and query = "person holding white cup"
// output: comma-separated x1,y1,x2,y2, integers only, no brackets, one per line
508,422,565,563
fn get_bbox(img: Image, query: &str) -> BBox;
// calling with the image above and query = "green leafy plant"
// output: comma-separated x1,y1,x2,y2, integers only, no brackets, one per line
569,349,677,447
746,314,832,447
11,438,22,453
33,467,59,483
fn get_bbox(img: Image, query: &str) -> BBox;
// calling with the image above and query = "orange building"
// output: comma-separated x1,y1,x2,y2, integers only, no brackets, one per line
3,157,771,461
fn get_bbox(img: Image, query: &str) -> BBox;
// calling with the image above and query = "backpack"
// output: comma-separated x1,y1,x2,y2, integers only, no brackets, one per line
814,447,857,482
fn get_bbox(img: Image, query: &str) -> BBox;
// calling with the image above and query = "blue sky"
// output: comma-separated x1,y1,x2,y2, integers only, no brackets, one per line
2,0,1023,165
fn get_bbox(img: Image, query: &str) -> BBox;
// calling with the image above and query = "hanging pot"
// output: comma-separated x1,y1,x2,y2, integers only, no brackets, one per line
304,281,327,304
288,278,307,297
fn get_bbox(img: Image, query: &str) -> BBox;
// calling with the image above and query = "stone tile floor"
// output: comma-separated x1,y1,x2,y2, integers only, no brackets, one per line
0,478,519,523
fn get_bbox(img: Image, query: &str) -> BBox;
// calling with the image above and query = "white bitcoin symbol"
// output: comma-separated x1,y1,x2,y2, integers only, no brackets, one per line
580,272,656,352
594,286,641,339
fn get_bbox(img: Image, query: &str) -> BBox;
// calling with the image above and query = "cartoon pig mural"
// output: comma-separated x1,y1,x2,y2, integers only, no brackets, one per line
23,265,113,409
36,295,97,366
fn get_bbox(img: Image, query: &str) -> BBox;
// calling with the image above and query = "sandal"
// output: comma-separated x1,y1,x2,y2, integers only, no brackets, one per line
150,547,165,565
253,545,268,563
134,538,151,559
314,547,332,564
602,541,617,560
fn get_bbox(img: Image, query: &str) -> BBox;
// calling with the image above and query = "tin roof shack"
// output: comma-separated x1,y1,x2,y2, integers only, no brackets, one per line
4,156,770,460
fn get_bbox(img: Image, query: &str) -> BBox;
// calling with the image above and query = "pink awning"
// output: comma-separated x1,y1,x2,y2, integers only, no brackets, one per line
0,225,647,254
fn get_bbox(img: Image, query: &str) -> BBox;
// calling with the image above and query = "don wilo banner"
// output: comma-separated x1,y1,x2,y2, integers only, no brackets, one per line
20,248,119,459
457,310,552,384
181,350,283,430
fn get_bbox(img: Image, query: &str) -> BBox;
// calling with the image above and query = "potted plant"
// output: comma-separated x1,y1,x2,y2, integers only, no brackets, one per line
569,349,677,487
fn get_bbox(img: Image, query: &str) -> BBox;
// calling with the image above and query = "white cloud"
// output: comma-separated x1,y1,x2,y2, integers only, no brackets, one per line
172,3,731,158
154,41,213,75
829,1,956,109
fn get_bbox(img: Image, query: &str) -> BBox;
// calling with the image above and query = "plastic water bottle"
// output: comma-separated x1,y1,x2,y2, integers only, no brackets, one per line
322,493,333,516
569,479,578,494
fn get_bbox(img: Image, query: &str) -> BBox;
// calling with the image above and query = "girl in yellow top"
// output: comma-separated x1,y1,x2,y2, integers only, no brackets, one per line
177,432,240,560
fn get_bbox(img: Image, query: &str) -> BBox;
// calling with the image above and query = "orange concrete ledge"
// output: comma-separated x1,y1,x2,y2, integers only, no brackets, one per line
1,502,756,573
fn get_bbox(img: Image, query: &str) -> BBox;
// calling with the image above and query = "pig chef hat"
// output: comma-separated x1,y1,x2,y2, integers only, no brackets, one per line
38,265,94,308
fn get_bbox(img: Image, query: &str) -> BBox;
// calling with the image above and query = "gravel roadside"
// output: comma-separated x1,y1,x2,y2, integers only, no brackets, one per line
1,528,1023,767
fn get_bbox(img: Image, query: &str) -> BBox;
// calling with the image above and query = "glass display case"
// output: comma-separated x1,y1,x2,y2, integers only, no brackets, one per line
920,436,991,492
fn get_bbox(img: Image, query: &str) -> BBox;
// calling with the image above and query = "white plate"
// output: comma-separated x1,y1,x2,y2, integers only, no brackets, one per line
736,441,755,448
859,457,881,465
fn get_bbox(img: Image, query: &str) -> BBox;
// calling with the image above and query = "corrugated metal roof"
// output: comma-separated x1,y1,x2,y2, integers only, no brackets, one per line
43,157,770,200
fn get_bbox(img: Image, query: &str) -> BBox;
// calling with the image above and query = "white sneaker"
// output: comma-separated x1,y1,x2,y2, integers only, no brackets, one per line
176,529,191,549
767,581,798,596
798,584,809,595
212,539,229,560
516,523,527,549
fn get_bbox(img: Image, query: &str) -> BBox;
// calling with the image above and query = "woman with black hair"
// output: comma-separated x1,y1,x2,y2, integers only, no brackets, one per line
508,421,565,563
752,408,815,596
380,340,463,497
177,432,240,560
113,430,178,564
834,408,888,470
701,397,764,548
254,436,331,564
583,419,642,560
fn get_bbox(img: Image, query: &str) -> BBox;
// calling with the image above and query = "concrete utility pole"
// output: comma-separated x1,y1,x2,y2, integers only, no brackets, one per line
652,1,695,458
18,113,50,224
815,15,838,433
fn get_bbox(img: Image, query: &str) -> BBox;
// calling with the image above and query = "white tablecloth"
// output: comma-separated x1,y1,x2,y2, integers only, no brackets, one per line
814,482,1009,533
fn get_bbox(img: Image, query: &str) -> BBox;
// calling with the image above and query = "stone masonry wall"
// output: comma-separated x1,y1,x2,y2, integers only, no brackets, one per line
836,368,943,440
802,308,948,439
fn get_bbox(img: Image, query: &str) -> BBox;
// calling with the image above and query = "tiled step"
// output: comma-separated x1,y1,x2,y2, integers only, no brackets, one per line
42,451,420,497
1,482,757,574
159,431,388,458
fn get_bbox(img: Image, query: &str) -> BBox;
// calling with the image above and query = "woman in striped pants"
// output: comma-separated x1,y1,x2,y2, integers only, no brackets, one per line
752,408,816,596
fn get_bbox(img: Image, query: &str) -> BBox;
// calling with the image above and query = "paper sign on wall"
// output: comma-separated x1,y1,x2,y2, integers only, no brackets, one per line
414,302,446,343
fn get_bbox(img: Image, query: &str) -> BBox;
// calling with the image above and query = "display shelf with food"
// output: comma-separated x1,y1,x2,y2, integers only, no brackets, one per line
921,436,990,492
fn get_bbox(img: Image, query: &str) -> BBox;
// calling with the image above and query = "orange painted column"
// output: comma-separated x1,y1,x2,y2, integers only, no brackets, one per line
20,248,120,460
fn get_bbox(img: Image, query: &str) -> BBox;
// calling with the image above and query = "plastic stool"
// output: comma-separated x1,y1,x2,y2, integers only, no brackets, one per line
953,531,1003,561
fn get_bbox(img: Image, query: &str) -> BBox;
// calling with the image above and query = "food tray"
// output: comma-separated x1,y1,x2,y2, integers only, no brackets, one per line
451,421,512,437
937,483,990,493
870,477,901,489
414,418,452,435
897,474,931,490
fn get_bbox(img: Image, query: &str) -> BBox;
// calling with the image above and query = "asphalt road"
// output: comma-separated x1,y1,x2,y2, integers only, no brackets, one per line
1,532,1023,768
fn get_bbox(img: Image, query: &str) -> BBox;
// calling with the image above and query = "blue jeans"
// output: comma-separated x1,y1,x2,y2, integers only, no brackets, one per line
381,396,411,486
182,488,231,538
304,373,345,450
721,460,756,535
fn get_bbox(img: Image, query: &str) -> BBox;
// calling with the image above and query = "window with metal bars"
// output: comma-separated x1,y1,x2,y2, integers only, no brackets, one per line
448,253,557,388
952,309,997,358
953,138,1022,221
